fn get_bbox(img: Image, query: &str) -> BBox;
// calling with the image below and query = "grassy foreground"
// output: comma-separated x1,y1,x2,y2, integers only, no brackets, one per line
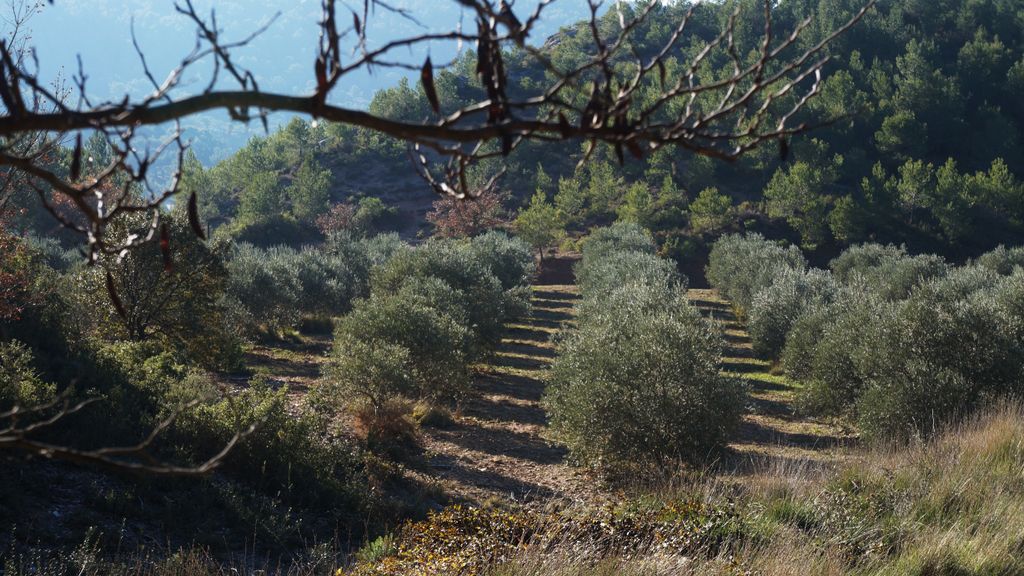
343,402,1024,576
17,401,1016,575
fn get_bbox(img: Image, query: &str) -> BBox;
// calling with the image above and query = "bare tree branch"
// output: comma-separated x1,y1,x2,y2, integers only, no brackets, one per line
0,388,260,476
0,0,876,253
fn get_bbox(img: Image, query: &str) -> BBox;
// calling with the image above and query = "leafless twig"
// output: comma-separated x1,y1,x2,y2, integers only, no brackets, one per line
0,0,875,252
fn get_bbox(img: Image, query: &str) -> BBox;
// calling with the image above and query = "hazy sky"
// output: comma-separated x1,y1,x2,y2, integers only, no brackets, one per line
19,0,594,166
29,0,594,107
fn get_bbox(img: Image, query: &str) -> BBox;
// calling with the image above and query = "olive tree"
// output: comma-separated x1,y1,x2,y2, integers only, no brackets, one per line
706,233,807,316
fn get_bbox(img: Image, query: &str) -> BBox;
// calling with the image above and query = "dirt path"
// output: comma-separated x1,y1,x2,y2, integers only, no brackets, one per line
418,256,604,506
687,289,856,476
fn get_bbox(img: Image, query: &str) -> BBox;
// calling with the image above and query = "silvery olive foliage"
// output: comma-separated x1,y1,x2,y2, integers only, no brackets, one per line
579,222,658,261
546,225,742,469
786,252,1024,440
783,282,888,418
829,243,949,301
706,233,807,316
748,267,838,360
372,237,526,357
324,233,534,408
574,222,686,307
225,238,375,335
975,245,1024,276
463,230,537,292
717,235,1024,440
333,292,472,402
576,250,686,307
851,267,1024,439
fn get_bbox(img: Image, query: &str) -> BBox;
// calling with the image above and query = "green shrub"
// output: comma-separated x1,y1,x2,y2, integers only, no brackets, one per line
226,244,304,333
356,534,398,564
292,248,369,317
579,222,657,262
830,243,910,281
352,197,403,237
464,231,534,320
372,239,513,357
748,268,838,360
228,213,320,248
173,374,368,512
706,233,807,316
574,223,683,304
0,340,57,408
464,231,536,292
317,329,413,412
575,249,685,306
352,233,410,266
851,267,1024,439
975,245,1024,276
331,292,472,402
227,240,375,334
786,286,887,417
791,266,1024,440
69,214,243,370
830,243,949,301
546,282,743,468
546,224,738,469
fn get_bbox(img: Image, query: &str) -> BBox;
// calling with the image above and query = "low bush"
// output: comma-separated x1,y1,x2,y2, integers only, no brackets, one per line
704,236,1024,440
829,243,948,300
574,222,682,303
371,238,522,357
292,249,368,318
546,225,739,470
0,339,57,407
329,291,472,403
578,221,657,261
748,268,838,360
344,499,740,576
348,398,421,461
463,230,536,291
546,282,743,468
789,266,1024,440
575,249,685,304
64,215,245,371
172,373,369,512
706,233,806,316
225,244,304,333
226,236,380,335
975,244,1024,276
851,268,1024,439
320,233,535,430
785,285,887,417
317,333,413,410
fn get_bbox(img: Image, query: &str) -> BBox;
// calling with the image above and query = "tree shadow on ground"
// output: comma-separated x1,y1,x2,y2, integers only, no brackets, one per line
500,341,557,359
475,371,546,402
430,422,567,465
462,396,549,427
736,419,850,451
491,353,550,371
424,453,558,502
532,289,581,301
505,326,553,344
